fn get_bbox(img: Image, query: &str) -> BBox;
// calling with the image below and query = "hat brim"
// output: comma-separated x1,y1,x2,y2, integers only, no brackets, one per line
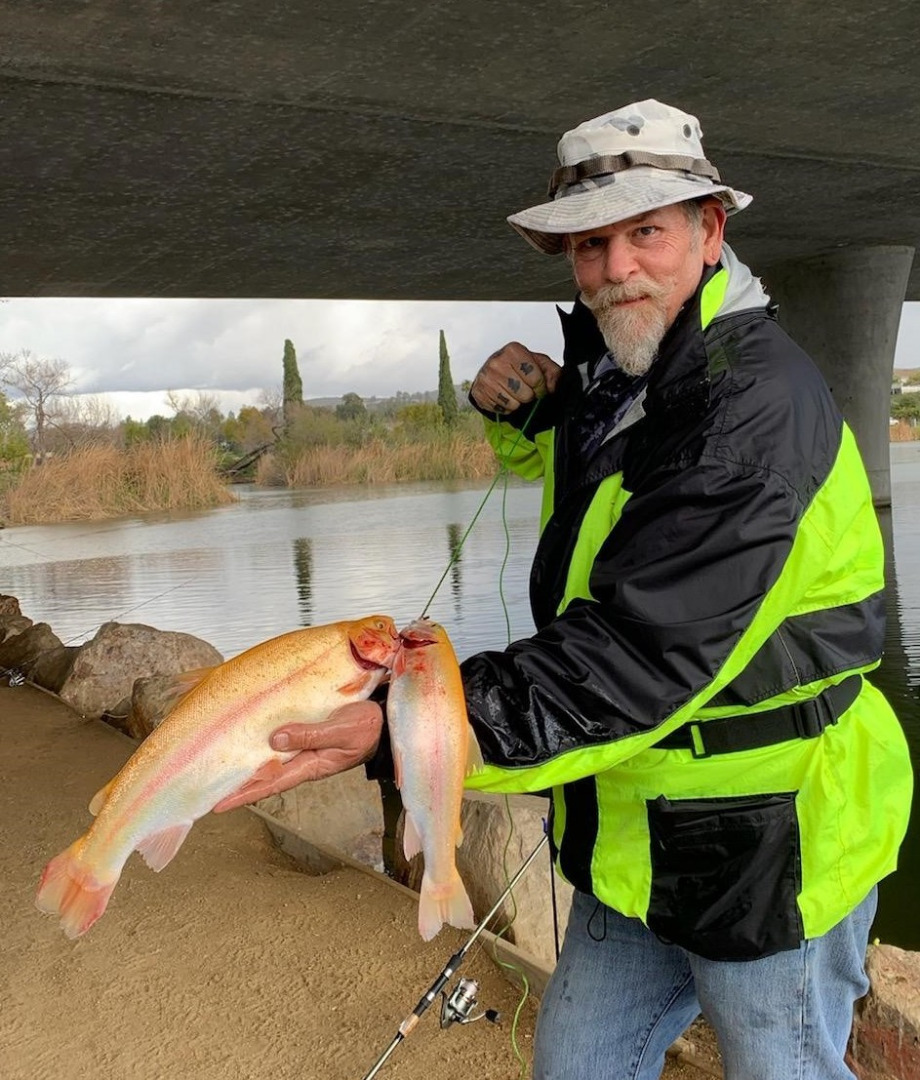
507,167,752,255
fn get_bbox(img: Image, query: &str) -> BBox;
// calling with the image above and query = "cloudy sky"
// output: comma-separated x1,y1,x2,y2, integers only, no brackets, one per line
1,296,918,422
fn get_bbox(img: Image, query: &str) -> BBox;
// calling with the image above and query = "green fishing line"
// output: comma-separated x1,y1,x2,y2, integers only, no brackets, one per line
417,400,543,1077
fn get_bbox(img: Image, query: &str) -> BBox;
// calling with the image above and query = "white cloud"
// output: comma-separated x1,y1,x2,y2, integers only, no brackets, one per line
0,298,566,414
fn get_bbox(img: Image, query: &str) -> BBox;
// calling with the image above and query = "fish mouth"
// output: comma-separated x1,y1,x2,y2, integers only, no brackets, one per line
398,631,437,649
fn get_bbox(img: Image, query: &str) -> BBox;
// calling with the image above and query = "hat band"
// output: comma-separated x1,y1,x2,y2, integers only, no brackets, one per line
548,150,722,199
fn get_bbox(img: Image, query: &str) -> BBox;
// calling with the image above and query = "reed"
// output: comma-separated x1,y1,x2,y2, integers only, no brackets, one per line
2,437,235,524
278,433,498,488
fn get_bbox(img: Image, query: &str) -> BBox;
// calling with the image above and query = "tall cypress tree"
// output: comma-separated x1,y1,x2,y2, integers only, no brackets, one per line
437,330,458,427
282,339,303,429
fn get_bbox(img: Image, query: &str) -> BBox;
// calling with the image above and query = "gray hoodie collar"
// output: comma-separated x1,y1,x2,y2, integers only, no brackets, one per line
718,243,771,319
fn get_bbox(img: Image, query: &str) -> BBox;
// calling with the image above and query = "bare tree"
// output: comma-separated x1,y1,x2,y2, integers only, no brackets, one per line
258,386,284,438
164,389,223,440
47,394,120,450
0,349,72,462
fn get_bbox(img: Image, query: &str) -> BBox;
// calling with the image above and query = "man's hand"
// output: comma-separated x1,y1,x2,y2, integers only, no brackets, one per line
470,342,561,416
211,700,384,813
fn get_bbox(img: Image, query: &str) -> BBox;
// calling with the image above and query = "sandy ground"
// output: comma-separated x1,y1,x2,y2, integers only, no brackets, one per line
0,683,715,1080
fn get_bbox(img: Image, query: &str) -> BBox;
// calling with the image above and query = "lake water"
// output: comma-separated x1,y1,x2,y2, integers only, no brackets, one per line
2,455,918,948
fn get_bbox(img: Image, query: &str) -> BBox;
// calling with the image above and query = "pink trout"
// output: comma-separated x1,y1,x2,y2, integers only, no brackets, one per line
36,615,399,938
387,617,482,940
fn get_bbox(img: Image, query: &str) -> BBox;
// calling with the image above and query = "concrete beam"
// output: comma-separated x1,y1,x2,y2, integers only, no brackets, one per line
763,247,915,506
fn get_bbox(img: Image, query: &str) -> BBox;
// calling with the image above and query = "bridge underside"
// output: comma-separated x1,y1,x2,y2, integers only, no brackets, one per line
1,1,918,301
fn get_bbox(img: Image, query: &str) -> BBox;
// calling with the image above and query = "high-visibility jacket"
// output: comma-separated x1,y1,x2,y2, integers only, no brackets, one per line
461,246,912,961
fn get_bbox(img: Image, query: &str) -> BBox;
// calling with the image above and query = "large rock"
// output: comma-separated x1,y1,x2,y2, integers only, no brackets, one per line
58,621,223,718
0,595,22,616
263,769,386,870
850,943,920,1080
0,623,63,677
265,779,572,967
29,645,79,694
458,792,573,968
0,613,33,643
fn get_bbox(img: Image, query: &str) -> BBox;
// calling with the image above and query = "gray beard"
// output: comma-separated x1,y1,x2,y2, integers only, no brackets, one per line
591,304,669,377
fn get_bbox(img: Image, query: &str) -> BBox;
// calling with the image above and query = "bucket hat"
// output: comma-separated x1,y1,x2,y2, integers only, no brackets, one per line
508,99,752,254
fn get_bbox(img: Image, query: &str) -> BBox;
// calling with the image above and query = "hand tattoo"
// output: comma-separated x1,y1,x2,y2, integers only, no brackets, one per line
507,377,521,392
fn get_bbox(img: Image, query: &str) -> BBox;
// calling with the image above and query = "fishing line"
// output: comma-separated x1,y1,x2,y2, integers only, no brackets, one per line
68,581,190,643
418,401,540,619
0,534,63,563
392,398,543,1076
482,455,536,1077
0,519,198,683
0,578,197,684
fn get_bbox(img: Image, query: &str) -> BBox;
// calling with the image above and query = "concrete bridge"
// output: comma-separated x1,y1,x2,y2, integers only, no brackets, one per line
1,2,917,502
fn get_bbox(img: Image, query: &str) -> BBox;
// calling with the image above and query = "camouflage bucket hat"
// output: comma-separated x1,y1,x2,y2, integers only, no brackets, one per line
507,99,752,255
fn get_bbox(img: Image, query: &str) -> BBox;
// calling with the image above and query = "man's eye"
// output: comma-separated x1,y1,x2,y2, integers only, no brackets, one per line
635,225,658,237
575,237,605,256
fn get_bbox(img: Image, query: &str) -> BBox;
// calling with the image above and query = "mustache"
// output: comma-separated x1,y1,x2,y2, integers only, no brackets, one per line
582,279,669,310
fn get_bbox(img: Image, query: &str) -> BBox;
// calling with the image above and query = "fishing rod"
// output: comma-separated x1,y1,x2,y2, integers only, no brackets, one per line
360,832,548,1080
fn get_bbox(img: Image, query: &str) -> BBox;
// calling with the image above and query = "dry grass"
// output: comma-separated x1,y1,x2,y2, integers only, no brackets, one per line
260,434,498,488
2,437,235,524
890,419,919,442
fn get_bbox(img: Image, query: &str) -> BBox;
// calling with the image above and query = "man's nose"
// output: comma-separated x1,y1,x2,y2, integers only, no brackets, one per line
601,235,639,283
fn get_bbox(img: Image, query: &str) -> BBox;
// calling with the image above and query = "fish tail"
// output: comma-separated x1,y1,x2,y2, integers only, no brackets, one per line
418,870,475,941
35,841,118,939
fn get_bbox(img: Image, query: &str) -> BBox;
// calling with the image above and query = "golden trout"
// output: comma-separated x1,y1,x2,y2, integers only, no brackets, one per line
36,615,399,939
387,617,481,940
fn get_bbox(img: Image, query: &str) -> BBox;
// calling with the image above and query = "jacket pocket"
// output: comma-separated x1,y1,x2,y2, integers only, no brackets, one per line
646,792,803,961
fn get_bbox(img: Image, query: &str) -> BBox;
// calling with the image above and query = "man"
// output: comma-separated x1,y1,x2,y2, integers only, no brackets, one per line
218,100,912,1079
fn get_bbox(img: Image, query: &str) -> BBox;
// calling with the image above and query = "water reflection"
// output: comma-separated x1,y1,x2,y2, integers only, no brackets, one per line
447,522,464,610
292,538,314,626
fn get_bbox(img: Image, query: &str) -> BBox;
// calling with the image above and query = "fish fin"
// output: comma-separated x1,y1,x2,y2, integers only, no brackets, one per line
336,673,373,695
36,841,118,939
391,742,404,791
214,759,286,809
417,871,475,941
135,822,193,872
247,758,287,784
392,647,408,678
465,725,485,777
88,779,116,817
155,666,220,717
402,811,423,861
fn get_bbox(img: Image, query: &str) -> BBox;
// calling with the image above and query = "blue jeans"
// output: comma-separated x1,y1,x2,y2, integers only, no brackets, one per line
533,887,877,1080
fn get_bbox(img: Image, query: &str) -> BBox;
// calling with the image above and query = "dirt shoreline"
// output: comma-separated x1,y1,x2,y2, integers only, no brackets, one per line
1,683,711,1079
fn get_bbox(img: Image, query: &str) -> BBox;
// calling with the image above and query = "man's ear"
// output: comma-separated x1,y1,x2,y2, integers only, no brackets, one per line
700,200,727,266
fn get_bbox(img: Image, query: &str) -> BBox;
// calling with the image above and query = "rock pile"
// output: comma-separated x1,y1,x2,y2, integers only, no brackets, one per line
0,594,222,736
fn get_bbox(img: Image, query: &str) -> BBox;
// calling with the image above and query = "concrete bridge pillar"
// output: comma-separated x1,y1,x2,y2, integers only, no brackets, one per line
763,246,914,507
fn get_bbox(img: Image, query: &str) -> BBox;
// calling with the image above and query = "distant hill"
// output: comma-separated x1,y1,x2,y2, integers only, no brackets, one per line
305,389,448,411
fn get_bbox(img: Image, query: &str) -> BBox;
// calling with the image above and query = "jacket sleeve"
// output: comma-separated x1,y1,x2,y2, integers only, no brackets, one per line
462,453,821,794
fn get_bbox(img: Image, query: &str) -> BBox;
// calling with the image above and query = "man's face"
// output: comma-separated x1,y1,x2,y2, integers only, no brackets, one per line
569,200,726,375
